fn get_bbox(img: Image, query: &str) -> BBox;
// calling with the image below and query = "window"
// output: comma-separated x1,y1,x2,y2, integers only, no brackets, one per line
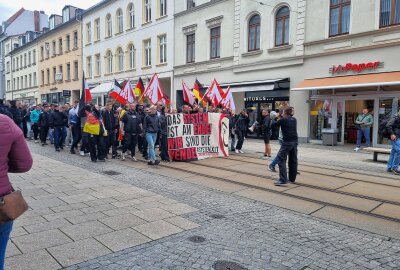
66,34,70,51
128,44,135,69
106,14,112,37
24,54,27,67
187,0,196,9
17,77,19,89
275,6,290,46
95,54,101,75
52,41,56,56
380,0,400,27
20,56,22,68
49,17,55,30
53,67,57,83
95,19,100,41
46,43,50,58
87,56,92,77
24,75,27,88
33,49,36,64
66,63,71,81
29,74,32,87
28,52,32,65
12,59,15,71
144,0,152,22
33,72,37,86
210,27,220,59
186,34,195,63
117,47,124,71
6,61,10,73
106,50,113,73
330,0,351,36
74,61,79,80
41,70,45,85
13,79,16,90
144,39,151,66
47,69,50,84
59,38,63,54
73,32,78,49
159,35,167,64
160,0,167,17
16,58,19,70
116,9,123,33
248,14,260,51
59,65,63,82
7,81,10,92
63,8,70,23
128,3,135,29
86,23,92,44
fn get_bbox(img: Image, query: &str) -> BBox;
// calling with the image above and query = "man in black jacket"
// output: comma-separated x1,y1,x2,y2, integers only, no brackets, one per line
272,107,298,186
159,106,170,161
102,102,118,158
121,103,142,161
50,104,68,151
262,109,272,158
8,100,23,129
235,109,249,154
39,105,51,146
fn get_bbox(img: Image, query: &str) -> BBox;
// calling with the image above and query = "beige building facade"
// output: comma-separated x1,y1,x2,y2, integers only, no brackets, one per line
38,7,82,104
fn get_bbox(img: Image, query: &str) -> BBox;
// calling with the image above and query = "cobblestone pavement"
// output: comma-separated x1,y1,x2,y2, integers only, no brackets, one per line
15,141,400,270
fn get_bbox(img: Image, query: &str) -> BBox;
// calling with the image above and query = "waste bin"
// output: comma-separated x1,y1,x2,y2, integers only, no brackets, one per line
322,128,339,146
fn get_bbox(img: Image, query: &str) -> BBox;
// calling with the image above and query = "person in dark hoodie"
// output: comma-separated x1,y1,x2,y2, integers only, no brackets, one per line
0,99,13,119
50,104,68,152
8,100,23,129
158,106,170,161
234,109,249,154
121,103,142,161
144,105,160,165
38,104,51,146
101,102,118,159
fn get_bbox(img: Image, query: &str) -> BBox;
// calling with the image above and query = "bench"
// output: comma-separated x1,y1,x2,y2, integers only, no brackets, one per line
364,147,391,162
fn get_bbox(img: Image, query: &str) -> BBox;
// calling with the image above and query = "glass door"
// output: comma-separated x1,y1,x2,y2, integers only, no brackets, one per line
309,99,332,141
336,100,344,144
377,97,399,146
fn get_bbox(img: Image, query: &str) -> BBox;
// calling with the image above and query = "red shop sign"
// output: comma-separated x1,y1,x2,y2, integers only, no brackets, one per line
330,61,384,74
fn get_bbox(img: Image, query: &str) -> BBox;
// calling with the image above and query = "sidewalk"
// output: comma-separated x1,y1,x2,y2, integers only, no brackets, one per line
6,154,199,270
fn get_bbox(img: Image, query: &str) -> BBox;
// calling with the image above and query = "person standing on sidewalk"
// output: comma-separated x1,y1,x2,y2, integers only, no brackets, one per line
50,105,68,152
69,102,81,154
121,103,142,161
235,109,249,154
261,109,272,158
30,105,42,143
144,105,160,165
272,107,298,186
159,106,170,161
354,108,373,151
38,105,51,146
0,114,33,268
386,112,400,174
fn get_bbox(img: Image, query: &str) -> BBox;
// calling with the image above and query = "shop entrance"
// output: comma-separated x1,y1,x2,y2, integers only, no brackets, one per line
343,100,374,145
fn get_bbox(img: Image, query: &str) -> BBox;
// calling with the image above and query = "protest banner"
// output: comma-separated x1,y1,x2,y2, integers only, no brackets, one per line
167,113,230,161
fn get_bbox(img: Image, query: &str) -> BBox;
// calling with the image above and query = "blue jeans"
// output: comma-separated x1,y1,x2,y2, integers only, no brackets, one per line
356,127,371,148
49,128,54,144
387,139,400,170
146,132,158,161
230,135,236,150
270,139,283,167
54,127,64,149
0,221,13,270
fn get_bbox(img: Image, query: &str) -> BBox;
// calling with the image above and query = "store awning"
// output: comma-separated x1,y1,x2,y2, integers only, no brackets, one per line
90,82,114,95
292,71,400,91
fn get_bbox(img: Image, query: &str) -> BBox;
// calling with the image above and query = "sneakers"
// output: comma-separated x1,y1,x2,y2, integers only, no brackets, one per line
269,164,276,172
34,140,39,143
55,148,60,152
392,169,400,175
239,150,244,154
274,180,288,186
235,149,239,154
131,156,137,162
148,160,155,165
80,151,85,156
354,147,360,151
121,153,126,161
154,160,160,165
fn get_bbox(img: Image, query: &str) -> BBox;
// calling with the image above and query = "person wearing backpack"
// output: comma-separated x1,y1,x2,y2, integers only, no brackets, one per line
354,108,373,151
386,113,400,174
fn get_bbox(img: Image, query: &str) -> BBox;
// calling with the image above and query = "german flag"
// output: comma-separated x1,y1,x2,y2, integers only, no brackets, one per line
134,77,145,104
193,79,207,107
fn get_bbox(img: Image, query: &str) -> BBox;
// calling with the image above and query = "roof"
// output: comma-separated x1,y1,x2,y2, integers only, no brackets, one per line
292,71,400,91
6,8,25,24
81,0,112,17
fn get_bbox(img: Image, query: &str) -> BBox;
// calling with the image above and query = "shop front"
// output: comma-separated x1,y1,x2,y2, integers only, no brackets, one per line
294,71,400,147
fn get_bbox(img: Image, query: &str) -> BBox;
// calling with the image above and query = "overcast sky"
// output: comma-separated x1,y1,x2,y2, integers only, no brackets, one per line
0,0,100,24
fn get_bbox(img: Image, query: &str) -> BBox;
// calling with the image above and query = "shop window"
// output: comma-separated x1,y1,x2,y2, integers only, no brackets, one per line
329,0,351,37
378,98,399,145
310,100,332,140
380,0,400,27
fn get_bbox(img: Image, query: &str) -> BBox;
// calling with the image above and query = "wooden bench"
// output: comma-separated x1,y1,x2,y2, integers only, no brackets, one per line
364,147,391,162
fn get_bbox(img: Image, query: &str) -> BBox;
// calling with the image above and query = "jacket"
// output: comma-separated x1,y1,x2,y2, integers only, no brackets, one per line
386,116,400,137
30,109,42,124
50,110,68,128
0,115,33,197
159,114,168,136
235,114,248,131
262,115,272,136
143,114,160,133
38,111,51,128
0,105,13,119
8,105,23,125
101,109,117,131
355,113,373,127
122,110,142,134
272,116,298,143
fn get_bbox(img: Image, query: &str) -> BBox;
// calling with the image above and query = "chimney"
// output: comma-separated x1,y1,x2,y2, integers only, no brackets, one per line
34,11,40,32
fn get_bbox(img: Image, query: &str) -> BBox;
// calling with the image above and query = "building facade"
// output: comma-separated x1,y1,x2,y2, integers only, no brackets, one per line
37,6,83,104
5,33,40,104
82,0,174,105
293,0,400,147
0,8,47,99
174,0,307,139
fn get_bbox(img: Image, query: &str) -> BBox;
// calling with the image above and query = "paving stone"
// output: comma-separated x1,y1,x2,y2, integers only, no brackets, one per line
23,218,72,233
131,208,176,222
5,242,22,258
164,216,200,230
43,209,85,221
5,250,61,270
10,226,28,237
59,194,98,204
66,211,108,224
95,228,151,252
101,213,147,230
48,238,111,267
12,229,72,253
133,220,183,240
159,203,198,215
371,203,400,220
60,220,114,240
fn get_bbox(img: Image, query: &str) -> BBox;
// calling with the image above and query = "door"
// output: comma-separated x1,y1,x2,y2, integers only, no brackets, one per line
377,97,399,147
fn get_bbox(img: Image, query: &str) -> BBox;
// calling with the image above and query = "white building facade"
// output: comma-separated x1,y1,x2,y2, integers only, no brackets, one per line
82,0,175,105
174,0,308,140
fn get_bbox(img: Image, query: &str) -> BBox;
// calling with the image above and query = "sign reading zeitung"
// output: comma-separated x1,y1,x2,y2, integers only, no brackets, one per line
167,113,229,161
